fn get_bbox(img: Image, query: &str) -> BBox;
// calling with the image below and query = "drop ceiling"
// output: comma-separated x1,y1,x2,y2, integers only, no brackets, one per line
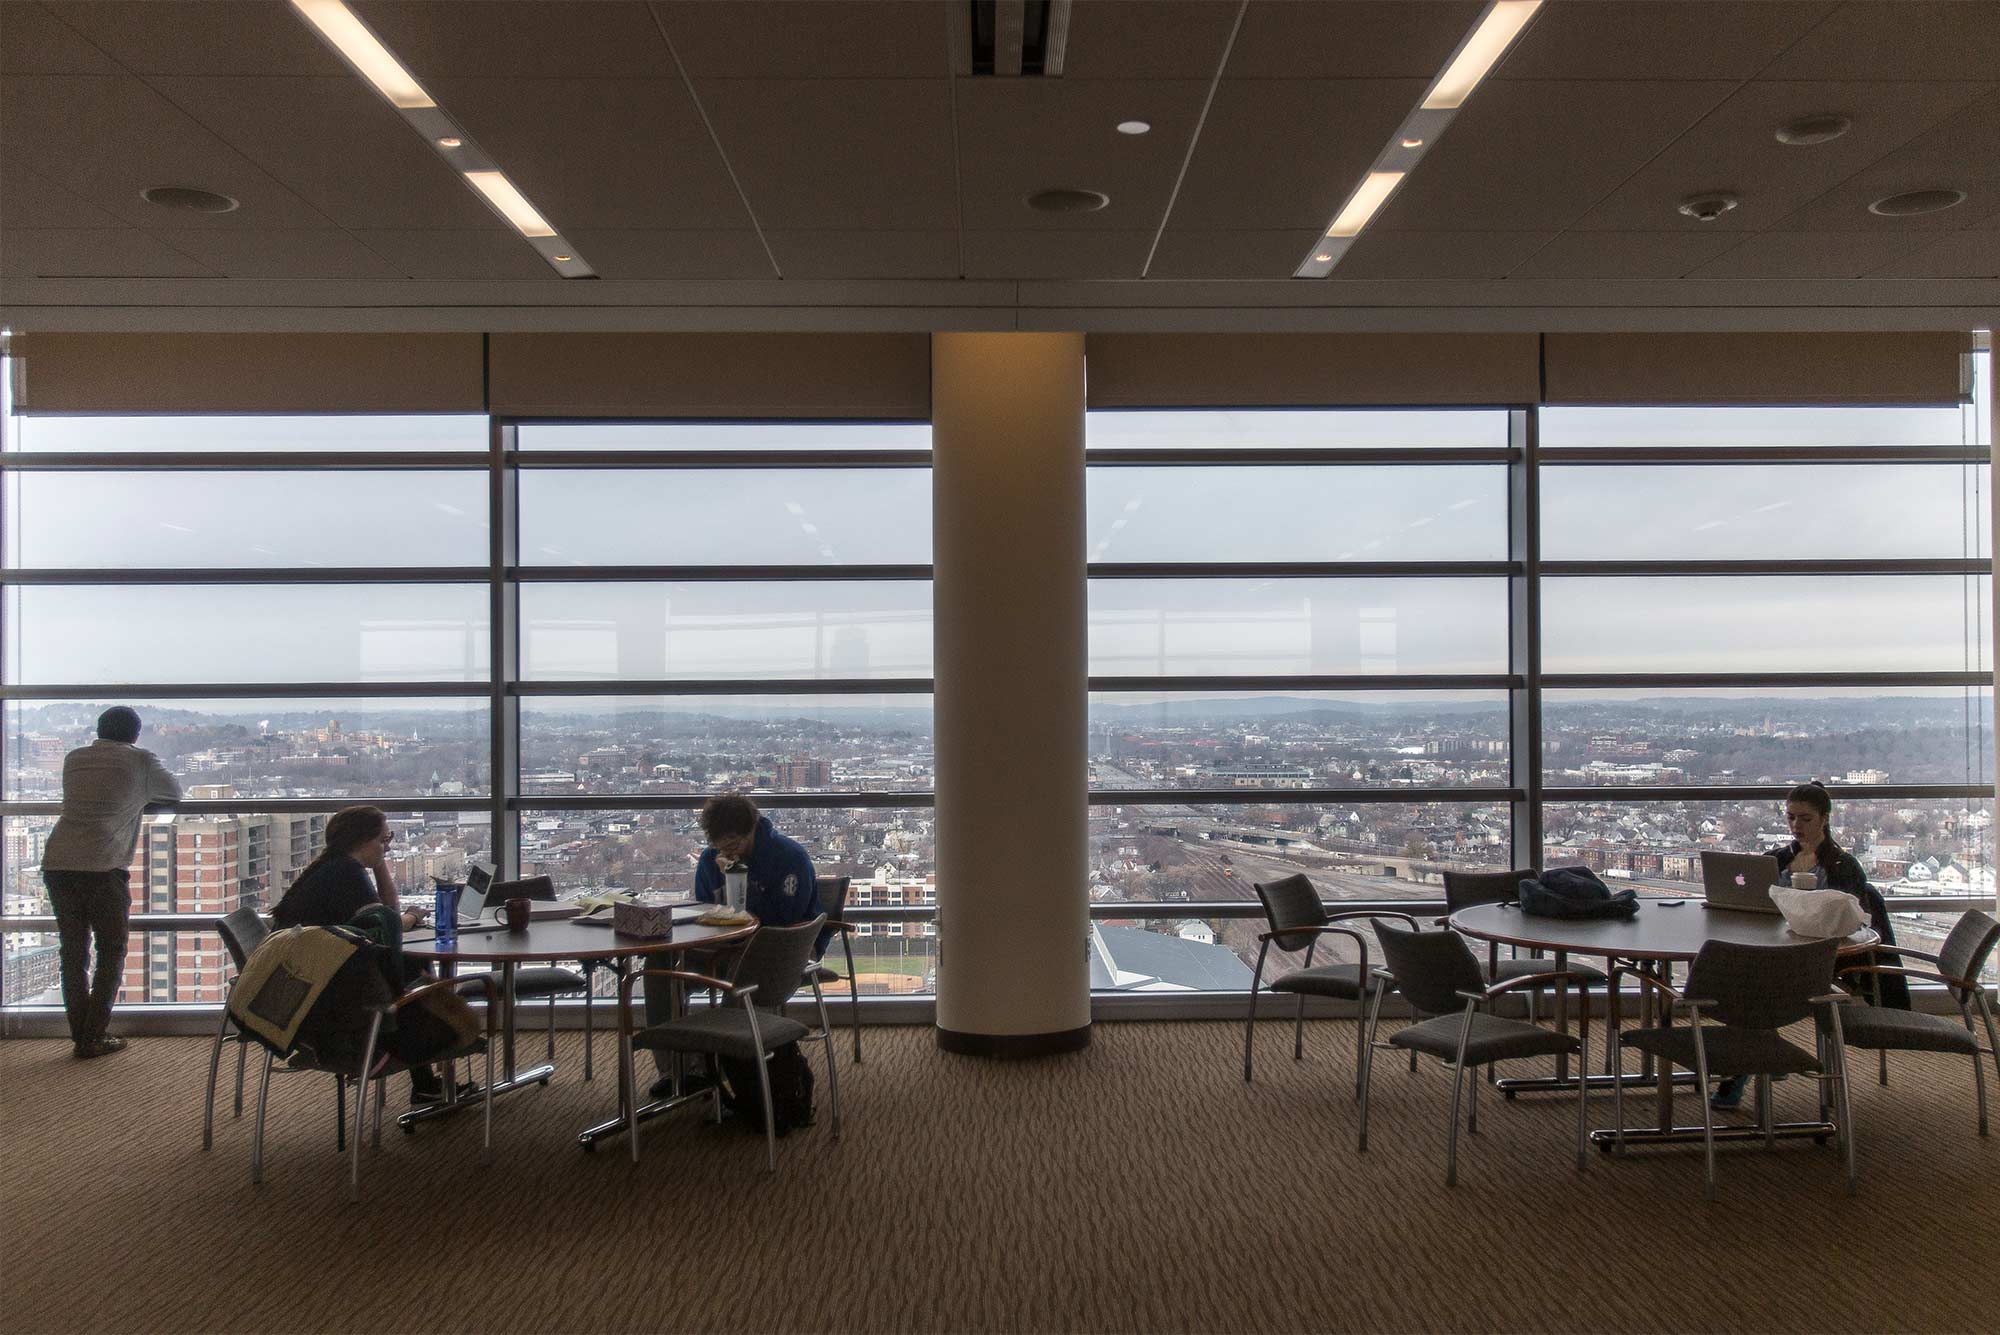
1,0,1996,332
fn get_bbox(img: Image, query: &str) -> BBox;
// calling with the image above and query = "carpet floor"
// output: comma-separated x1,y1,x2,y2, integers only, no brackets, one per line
1,1021,1993,1334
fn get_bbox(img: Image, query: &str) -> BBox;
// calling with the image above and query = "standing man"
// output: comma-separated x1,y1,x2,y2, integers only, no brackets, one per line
40,706,181,1058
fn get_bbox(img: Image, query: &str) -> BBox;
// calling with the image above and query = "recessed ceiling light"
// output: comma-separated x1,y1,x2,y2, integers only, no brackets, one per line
552,254,572,262
1116,120,1151,136
289,0,433,109
1775,114,1851,146
1400,137,1425,148
1315,254,1334,263
1327,171,1405,237
1677,192,1739,222
1868,188,1966,217
141,185,239,214
436,136,462,149
465,170,556,237
1027,188,1110,214
1423,0,1543,110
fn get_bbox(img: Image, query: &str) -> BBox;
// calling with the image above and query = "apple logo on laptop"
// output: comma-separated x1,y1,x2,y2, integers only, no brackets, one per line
1734,874,1747,886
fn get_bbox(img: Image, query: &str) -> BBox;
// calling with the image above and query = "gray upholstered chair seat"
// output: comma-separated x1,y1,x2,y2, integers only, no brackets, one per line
633,1007,810,1060
1269,962,1385,1000
1389,1011,1581,1064
1622,1024,1822,1077
1491,955,1605,985
1839,1004,1982,1055
507,965,587,998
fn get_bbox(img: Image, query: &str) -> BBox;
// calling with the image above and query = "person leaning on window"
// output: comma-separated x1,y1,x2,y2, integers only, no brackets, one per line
41,706,182,1059
1713,778,1908,1111
269,805,459,1106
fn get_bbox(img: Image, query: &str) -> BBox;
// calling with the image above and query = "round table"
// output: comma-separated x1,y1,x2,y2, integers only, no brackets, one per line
400,913,758,1136
1448,901,1877,1148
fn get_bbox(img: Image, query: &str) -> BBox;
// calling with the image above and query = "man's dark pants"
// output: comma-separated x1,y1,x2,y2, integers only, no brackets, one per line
43,868,131,1048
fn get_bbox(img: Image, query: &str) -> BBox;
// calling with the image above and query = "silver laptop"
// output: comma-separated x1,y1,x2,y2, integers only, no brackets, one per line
1700,851,1783,914
449,863,494,924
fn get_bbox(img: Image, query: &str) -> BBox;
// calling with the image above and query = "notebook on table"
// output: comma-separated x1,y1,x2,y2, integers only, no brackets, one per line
1699,850,1783,914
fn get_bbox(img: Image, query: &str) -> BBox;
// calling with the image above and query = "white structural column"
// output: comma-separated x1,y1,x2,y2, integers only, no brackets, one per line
930,332,1092,1055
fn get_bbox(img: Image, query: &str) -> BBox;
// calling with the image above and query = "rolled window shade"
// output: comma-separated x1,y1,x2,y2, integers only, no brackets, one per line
1084,333,1539,407
488,333,930,418
7,333,484,413
1542,332,1973,406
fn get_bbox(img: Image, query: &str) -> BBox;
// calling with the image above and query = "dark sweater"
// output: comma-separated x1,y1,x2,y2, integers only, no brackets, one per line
271,855,379,929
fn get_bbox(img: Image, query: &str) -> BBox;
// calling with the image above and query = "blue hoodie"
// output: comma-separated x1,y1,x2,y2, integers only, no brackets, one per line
692,814,822,935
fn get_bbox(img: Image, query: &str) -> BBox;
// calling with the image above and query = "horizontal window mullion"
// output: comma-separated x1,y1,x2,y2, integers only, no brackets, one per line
1084,447,1517,466
0,452,487,470
1540,672,1988,690
1539,445,1983,465
513,678,932,696
1088,561,1516,579
1090,674,1519,692
1,682,489,699
1541,559,1987,578
1543,783,1987,803
511,564,930,582
1087,787,1518,805
1086,899,1445,919
512,792,934,811
0,567,490,585
1,796,492,817
507,450,929,469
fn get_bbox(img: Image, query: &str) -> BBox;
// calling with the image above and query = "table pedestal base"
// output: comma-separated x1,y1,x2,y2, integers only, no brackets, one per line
1590,1121,1835,1152
578,1085,715,1151
1499,1069,1698,1097
395,1061,555,1132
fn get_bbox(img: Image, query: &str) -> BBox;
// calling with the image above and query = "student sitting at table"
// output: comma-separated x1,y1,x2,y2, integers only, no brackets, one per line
1712,779,1907,1111
645,791,822,1100
270,805,460,1106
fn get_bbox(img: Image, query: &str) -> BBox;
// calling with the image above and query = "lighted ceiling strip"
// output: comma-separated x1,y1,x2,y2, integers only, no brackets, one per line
1295,0,1543,278
288,0,594,278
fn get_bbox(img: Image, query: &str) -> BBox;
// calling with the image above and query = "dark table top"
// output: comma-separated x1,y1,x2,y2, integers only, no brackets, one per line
1448,901,1878,963
401,913,757,963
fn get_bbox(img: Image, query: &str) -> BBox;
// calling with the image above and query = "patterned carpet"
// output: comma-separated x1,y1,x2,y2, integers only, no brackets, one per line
1,1020,1993,1334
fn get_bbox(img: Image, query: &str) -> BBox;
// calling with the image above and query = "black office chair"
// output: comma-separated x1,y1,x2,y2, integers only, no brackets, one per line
485,875,596,1076
202,907,271,1150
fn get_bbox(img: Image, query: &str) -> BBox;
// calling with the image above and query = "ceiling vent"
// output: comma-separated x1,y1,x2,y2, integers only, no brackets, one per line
965,1,1071,76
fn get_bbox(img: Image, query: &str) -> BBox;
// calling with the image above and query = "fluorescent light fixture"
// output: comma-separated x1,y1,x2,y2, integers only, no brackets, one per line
289,0,433,109
1326,171,1405,237
465,170,557,237
1423,0,1542,110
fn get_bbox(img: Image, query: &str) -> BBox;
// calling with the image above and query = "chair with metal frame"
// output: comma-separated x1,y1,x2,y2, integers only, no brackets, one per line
483,875,597,1077
202,906,270,1151
800,876,862,1064
1361,918,1592,1184
246,973,499,1201
1441,867,1607,1068
1833,908,2000,1135
1609,936,1856,1200
618,916,839,1173
1243,874,1418,1093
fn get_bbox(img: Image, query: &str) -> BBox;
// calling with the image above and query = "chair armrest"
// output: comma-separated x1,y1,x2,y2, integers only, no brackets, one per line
1840,963,1980,992
1327,909,1416,927
1809,991,1855,1006
1610,964,1686,1006
1256,924,1363,943
1869,943,1944,965
616,966,736,1027
1479,970,1597,1000
394,974,497,1035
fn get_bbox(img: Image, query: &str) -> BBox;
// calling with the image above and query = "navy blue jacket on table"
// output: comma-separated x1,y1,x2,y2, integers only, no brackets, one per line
1764,839,1909,1010
696,815,822,936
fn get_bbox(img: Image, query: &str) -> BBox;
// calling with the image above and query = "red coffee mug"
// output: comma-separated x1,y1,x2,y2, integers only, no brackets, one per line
503,897,531,931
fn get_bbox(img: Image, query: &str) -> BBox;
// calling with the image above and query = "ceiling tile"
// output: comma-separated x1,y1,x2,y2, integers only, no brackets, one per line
348,228,559,279
1762,2,2000,81
1,3,122,74
0,228,216,278
1772,90,2000,231
654,0,945,78
1059,0,1242,78
961,230,1152,279
1147,229,1322,279
1374,80,1736,232
1226,1,1483,79
955,79,1211,230
155,76,500,231
1169,79,1426,230
0,167,121,228
1685,230,1928,279
1337,228,1556,279
1499,1,1834,80
434,76,755,230
44,1,346,76
155,228,404,279
0,74,335,229
1864,227,2000,279
1508,230,1743,279
1570,80,1994,233
562,229,774,279
765,230,960,279
353,0,677,78
693,79,957,229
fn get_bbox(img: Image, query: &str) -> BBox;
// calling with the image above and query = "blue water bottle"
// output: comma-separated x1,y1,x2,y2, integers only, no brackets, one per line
433,880,462,947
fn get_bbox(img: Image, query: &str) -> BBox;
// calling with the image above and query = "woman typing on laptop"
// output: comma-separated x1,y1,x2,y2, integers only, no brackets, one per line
1711,780,1906,1110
